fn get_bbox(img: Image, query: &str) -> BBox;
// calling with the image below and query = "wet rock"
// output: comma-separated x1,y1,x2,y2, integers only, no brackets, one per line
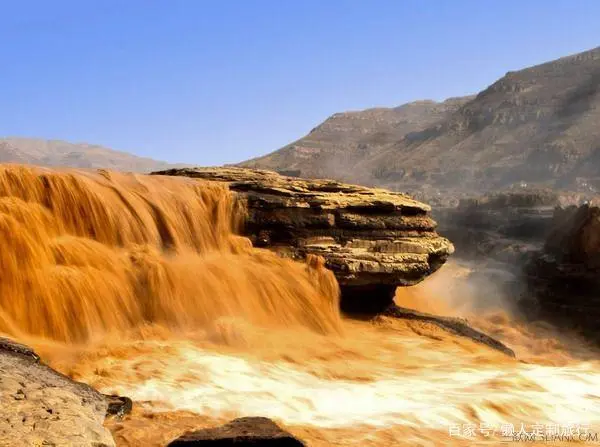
153,167,454,311
0,337,40,361
383,304,516,357
104,394,133,418
0,338,115,446
167,417,305,446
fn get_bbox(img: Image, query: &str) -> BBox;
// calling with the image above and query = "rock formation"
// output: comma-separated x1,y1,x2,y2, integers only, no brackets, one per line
428,189,599,324
167,417,305,446
383,305,515,357
0,338,115,447
153,168,520,355
434,189,562,264
153,167,454,313
526,204,600,341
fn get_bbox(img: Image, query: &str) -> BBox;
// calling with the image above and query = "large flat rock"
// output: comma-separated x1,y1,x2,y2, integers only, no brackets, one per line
153,167,454,311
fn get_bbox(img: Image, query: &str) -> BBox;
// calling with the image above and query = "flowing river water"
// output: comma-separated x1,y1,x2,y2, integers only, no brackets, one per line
1,164,599,446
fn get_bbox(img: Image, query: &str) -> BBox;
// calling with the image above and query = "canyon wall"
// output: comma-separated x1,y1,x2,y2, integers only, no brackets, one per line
526,204,600,341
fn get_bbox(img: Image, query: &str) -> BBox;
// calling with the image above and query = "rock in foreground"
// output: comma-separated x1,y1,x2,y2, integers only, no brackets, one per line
168,417,305,446
153,167,454,312
0,338,115,447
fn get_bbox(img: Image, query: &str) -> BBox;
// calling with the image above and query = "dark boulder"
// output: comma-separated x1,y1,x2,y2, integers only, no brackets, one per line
104,394,133,418
167,417,305,446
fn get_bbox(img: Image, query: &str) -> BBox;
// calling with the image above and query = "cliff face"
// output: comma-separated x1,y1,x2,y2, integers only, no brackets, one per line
435,190,562,264
241,47,600,196
153,167,454,313
526,205,600,341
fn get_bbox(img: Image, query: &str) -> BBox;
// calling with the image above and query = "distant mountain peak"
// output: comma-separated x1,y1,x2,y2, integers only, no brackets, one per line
0,137,186,172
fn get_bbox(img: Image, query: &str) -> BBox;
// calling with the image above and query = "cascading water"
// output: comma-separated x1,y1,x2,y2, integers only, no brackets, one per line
0,164,341,342
1,164,599,446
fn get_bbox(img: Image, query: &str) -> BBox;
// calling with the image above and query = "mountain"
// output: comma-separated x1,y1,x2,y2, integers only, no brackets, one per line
241,97,473,182
240,47,600,196
0,137,179,172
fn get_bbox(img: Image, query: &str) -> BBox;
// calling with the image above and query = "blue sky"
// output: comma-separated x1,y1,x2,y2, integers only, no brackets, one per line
1,1,599,165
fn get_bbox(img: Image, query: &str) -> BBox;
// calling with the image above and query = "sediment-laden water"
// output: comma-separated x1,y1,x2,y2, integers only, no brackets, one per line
1,164,599,446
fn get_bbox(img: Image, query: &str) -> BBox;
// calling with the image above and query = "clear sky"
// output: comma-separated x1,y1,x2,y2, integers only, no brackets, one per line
1,0,599,165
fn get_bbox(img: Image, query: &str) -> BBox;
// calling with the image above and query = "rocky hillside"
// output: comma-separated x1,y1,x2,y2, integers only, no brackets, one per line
241,47,600,195
240,97,473,182
0,138,178,172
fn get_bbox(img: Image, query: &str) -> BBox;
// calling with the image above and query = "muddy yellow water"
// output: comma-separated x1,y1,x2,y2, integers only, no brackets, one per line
1,164,599,446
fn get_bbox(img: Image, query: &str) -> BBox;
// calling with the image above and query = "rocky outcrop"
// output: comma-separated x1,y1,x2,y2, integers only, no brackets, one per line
153,167,454,312
168,417,305,446
382,305,515,357
526,205,600,341
434,189,561,264
430,190,596,321
0,337,116,447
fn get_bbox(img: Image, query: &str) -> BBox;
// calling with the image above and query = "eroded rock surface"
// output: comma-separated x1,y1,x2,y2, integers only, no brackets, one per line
526,204,600,341
153,167,454,311
0,337,115,447
434,189,562,264
167,417,305,446
431,190,579,314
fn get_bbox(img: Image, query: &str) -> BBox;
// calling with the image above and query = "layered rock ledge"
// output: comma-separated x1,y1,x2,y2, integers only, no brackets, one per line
153,167,454,312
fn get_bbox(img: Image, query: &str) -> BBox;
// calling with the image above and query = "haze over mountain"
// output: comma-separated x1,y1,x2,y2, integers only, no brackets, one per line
0,137,179,172
241,97,473,180
241,46,600,196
